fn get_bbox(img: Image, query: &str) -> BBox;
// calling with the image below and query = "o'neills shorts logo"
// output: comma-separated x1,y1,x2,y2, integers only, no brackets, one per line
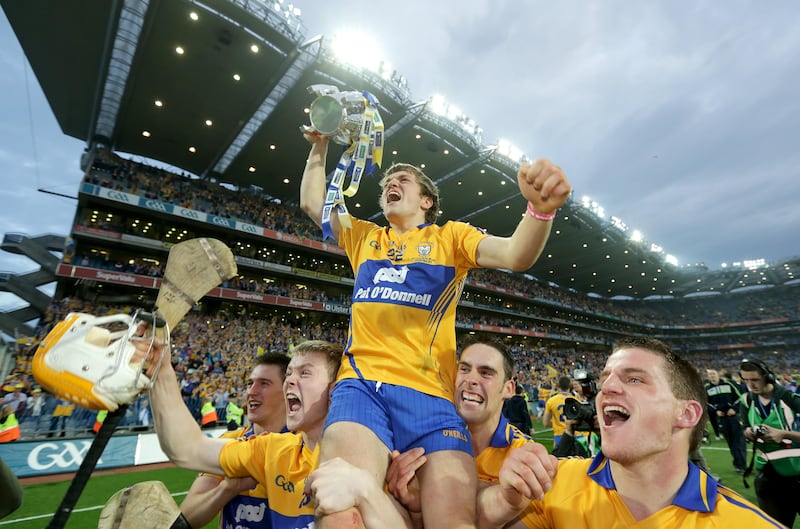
442,429,468,442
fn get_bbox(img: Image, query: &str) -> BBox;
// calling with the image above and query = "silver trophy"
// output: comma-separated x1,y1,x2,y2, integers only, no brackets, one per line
303,84,384,240
306,84,374,146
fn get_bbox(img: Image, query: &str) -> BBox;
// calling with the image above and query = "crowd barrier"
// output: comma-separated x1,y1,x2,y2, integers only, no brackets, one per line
0,427,227,478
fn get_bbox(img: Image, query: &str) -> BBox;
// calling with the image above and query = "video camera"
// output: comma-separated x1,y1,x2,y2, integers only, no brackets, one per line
563,369,598,432
572,368,597,398
564,398,597,433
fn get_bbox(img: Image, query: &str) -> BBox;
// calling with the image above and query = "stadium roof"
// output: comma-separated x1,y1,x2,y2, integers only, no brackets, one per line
3,0,798,299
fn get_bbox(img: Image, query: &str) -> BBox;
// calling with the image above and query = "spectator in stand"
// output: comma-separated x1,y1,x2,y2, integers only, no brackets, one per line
24,387,47,431
48,398,74,438
0,405,21,443
137,397,152,427
2,384,27,417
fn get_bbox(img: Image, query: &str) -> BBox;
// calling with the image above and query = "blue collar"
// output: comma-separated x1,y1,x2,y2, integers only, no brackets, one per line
485,414,529,448
587,451,718,512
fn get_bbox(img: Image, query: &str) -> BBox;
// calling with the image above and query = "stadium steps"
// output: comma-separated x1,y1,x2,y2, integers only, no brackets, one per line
1,233,63,272
0,273,52,311
0,232,64,338
0,307,38,338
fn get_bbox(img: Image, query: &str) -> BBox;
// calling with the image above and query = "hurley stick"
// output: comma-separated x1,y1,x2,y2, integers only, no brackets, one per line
44,238,236,529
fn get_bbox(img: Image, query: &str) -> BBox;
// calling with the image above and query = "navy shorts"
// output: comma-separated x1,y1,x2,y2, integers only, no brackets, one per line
325,378,472,455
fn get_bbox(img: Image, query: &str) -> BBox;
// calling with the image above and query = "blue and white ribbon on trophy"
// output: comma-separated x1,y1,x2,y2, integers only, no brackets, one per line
305,84,384,241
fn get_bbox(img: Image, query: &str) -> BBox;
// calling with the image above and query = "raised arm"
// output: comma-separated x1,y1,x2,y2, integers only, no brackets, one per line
149,360,229,474
299,131,341,241
179,474,257,528
476,159,571,270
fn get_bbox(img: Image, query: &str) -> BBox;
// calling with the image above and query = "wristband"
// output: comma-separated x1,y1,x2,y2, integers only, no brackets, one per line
526,202,556,221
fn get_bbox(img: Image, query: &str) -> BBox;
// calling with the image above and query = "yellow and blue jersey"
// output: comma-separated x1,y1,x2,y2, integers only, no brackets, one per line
545,392,569,438
219,432,317,529
537,387,551,405
474,414,534,482
202,425,269,529
474,414,545,524
519,452,784,529
338,217,488,400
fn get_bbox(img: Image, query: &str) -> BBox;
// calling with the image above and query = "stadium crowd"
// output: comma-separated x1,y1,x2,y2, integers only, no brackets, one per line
79,151,800,327
2,293,798,441
1,152,798,485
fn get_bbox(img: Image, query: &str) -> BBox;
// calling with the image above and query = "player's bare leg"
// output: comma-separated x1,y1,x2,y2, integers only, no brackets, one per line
316,421,389,529
417,450,478,529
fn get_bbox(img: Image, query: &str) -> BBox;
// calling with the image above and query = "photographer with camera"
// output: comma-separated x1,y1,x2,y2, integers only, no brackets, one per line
553,371,600,458
739,359,800,527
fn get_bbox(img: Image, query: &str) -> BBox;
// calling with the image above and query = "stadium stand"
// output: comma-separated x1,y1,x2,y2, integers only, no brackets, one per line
1,1,797,437
1,153,798,436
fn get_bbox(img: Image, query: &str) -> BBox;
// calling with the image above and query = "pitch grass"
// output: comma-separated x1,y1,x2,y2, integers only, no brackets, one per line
6,466,217,529
7,421,798,528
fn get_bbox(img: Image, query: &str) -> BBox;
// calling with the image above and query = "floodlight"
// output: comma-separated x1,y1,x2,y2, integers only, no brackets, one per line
330,31,383,72
497,138,511,156
508,145,523,162
610,216,627,232
446,104,462,121
430,94,447,116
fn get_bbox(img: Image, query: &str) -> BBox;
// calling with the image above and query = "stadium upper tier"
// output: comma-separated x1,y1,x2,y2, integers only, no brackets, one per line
3,1,797,298
3,154,787,357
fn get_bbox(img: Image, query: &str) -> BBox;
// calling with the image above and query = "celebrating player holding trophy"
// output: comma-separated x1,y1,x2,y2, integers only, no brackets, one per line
299,85,571,529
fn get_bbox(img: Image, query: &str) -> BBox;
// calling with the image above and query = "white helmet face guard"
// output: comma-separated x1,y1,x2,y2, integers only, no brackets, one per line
33,310,170,410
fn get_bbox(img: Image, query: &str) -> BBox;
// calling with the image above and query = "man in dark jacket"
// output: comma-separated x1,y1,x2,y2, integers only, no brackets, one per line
503,383,532,435
705,368,747,473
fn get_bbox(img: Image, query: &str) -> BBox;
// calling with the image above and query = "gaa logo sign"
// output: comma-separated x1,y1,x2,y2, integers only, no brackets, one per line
27,441,98,470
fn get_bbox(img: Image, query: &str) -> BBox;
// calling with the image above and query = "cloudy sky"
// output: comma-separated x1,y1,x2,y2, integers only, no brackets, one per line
1,1,799,309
